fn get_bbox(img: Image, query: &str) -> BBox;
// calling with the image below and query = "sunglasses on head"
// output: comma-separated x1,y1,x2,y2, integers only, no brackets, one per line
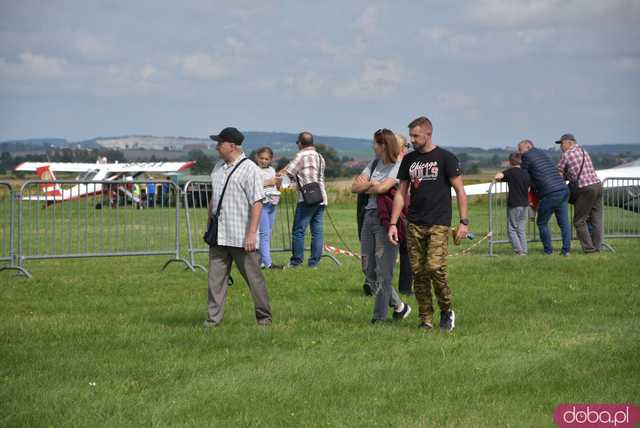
375,128,392,136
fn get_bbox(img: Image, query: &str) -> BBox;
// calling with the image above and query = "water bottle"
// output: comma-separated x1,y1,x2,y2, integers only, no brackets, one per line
452,228,476,245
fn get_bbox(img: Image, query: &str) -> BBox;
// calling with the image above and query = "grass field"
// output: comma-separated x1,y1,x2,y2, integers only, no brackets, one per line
1,202,639,427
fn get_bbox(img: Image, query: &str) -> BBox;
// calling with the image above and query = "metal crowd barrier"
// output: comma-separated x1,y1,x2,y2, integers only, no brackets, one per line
487,181,574,256
0,182,30,277
602,177,640,243
182,180,210,271
182,180,298,271
17,180,191,274
0,182,13,266
489,178,640,254
182,179,341,272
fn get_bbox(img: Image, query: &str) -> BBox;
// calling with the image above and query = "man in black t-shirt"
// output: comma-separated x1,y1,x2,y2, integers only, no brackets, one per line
388,116,469,331
494,152,531,255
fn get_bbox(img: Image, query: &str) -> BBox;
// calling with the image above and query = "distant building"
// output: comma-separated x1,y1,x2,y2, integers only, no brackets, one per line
344,160,367,169
183,144,209,151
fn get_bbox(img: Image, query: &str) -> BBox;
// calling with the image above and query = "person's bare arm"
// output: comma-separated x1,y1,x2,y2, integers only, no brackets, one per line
277,157,297,177
367,177,397,195
263,177,277,186
244,201,262,252
351,174,372,193
450,175,468,240
388,180,409,246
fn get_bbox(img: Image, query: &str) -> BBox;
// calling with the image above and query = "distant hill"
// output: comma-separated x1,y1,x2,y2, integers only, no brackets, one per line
2,134,639,161
88,132,373,159
579,144,640,155
0,132,374,160
0,138,70,153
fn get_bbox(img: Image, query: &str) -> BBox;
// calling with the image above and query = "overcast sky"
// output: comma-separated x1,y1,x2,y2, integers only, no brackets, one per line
1,0,639,147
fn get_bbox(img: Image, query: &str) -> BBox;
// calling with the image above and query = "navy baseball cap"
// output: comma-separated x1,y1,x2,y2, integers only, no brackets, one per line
555,133,576,144
210,127,244,145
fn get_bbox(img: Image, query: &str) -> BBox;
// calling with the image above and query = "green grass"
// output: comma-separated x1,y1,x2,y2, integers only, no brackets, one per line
1,203,639,427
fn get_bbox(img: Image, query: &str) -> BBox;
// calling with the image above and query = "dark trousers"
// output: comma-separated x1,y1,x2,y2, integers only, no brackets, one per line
398,238,413,294
574,182,603,252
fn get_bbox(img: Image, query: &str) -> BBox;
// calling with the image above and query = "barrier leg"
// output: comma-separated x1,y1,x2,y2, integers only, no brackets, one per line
321,252,341,266
161,257,194,272
0,265,32,278
602,241,615,253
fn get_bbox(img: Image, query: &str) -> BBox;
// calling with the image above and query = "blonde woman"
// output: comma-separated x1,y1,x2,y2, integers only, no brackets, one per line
394,133,413,296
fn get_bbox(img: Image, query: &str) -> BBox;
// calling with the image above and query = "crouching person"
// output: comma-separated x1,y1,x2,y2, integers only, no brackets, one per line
204,127,272,327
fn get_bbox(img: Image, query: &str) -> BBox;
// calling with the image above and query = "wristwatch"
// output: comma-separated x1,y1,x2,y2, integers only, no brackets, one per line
460,218,469,226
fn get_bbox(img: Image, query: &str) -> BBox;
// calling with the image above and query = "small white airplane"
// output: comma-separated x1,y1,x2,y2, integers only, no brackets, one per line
460,165,640,197
14,160,195,202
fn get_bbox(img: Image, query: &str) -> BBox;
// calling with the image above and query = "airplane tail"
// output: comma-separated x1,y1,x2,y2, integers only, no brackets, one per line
36,165,62,197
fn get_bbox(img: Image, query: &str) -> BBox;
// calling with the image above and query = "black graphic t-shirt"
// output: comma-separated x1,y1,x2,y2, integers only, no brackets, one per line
397,146,461,226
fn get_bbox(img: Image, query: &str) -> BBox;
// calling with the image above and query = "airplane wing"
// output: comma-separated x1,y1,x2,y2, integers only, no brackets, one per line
98,161,196,173
14,162,109,172
597,166,640,184
15,161,196,173
458,182,494,196
455,165,640,197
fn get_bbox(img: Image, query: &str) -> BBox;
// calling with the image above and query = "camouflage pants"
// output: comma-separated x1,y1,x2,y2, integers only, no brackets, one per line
406,223,452,325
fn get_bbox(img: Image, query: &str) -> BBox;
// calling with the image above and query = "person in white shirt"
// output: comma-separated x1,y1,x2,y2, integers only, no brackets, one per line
255,147,283,269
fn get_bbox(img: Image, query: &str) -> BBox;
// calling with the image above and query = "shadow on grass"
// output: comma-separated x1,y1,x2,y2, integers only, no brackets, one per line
152,311,203,328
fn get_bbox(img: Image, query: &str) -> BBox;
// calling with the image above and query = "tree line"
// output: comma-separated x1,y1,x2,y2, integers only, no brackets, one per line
1,145,631,177
0,144,359,178
0,148,126,175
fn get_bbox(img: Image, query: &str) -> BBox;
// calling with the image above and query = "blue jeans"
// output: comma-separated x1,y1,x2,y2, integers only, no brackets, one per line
290,203,325,267
536,188,571,254
259,203,277,267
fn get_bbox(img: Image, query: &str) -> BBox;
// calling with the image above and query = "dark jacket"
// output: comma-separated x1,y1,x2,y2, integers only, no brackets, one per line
520,147,567,198
376,187,408,242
